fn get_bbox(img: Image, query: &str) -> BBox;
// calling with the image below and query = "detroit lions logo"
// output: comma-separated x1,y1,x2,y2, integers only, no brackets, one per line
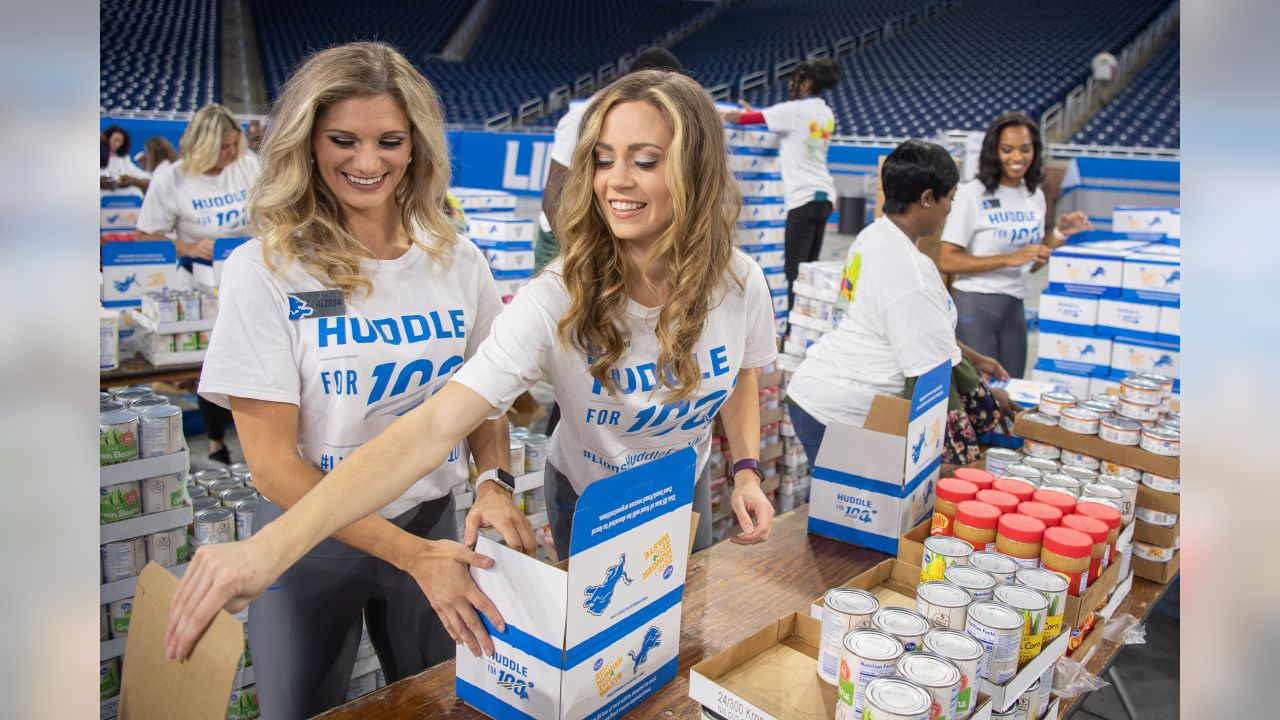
496,677,534,701
627,626,662,674
113,274,137,293
583,554,632,616
1165,270,1180,286
1154,354,1174,368
1065,264,1106,281
287,295,313,320
1080,344,1097,357
911,430,926,463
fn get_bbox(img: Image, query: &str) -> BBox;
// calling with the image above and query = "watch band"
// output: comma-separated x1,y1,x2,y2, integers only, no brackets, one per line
477,467,516,494
732,458,765,483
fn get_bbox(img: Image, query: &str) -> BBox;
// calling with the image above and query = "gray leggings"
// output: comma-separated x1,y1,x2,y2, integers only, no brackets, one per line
952,289,1028,379
247,494,457,720
543,460,713,561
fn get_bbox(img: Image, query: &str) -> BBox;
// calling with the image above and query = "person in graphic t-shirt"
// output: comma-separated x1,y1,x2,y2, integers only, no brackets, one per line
722,57,841,305
166,70,779,664
99,125,149,198
192,43,532,719
939,113,1092,377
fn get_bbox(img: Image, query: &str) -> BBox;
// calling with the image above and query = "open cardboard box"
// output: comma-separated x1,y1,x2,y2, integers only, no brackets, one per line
1133,518,1179,547
1136,483,1180,514
1013,411,1179,478
1132,549,1180,584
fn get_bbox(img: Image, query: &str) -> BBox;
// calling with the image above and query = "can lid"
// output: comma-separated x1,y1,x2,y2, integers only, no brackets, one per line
975,489,1019,515
1005,464,1044,480
1121,376,1162,392
1074,501,1122,529
1017,501,1063,527
1100,416,1141,432
916,582,971,608
966,601,1024,630
233,498,258,512
1083,482,1124,500
864,677,932,714
1141,426,1181,442
992,478,1036,502
138,402,182,418
970,551,1019,574
843,629,903,661
1014,567,1070,594
825,588,880,615
129,396,171,408
1061,514,1109,543
1033,488,1078,515
1060,465,1098,481
1042,526,1093,558
1023,457,1059,473
1078,400,1115,415
100,408,139,423
955,500,1001,529
923,628,985,660
943,565,996,590
1061,406,1101,422
1040,391,1077,405
954,467,996,490
937,477,980,504
195,506,233,523
998,513,1046,544
924,534,974,557
896,652,961,688
873,608,930,636
525,432,549,442
1022,412,1060,426
1042,473,1083,490
1133,371,1173,386
994,583,1050,612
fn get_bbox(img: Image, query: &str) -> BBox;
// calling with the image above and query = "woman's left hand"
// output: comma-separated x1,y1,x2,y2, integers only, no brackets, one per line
730,474,774,545
464,483,537,556
991,387,1019,433
1056,211,1093,238
971,353,1010,383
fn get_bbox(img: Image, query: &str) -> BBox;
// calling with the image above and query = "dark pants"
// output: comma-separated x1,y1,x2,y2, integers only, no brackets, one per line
198,395,231,442
786,403,827,468
952,290,1028,378
247,495,457,720
784,199,834,307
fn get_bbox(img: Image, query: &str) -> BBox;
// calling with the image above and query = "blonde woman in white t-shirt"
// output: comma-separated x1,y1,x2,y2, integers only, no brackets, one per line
166,70,778,665
939,112,1092,377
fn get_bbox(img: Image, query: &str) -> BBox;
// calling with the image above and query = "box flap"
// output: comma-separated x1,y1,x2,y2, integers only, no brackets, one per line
813,423,905,486
863,395,910,436
901,361,950,483
470,536,569,661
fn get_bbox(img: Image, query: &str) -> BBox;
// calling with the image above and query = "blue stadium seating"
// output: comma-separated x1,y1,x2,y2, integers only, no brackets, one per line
1070,38,1179,148
100,0,221,113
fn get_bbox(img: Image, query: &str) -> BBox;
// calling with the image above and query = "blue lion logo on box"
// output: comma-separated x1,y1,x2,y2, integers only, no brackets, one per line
1154,354,1174,368
113,274,138,293
583,554,632,616
287,295,313,320
911,430,926,463
1080,345,1097,356
1165,270,1180,286
627,626,662,674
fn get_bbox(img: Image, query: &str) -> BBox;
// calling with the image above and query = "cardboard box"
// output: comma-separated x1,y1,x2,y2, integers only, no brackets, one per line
452,187,519,212
1096,298,1162,341
1136,483,1180,514
1121,252,1181,304
1133,519,1179,547
101,194,143,231
1067,616,1107,662
1031,367,1093,399
483,248,535,272
758,369,783,390
470,214,535,242
456,449,697,720
742,198,788,223
1036,332,1113,377
1132,549,1179,584
1157,304,1180,345
1088,375,1122,397
1109,336,1179,379
739,178,785,198
807,361,949,554
737,225,787,246
1112,207,1179,239
1013,411,1179,477
1046,245,1127,297
729,153,782,174
724,127,781,149
1037,293,1100,335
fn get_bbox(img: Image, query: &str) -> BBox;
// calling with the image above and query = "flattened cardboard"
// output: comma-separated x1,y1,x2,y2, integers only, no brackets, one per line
120,563,243,720
1132,549,1180,584
1136,483,1180,514
1013,411,1179,478
1133,518,1179,547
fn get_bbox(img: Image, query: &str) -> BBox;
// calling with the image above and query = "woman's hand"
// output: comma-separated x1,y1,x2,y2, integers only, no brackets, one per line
399,538,506,657
737,99,756,113
991,387,1019,433
165,537,283,660
730,473,775,545
971,353,1010,383
1005,244,1051,267
177,238,215,261
464,483,537,556
1056,211,1093,238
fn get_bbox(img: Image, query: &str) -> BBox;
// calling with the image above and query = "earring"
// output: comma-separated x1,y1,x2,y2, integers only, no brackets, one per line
409,155,414,163
923,202,931,208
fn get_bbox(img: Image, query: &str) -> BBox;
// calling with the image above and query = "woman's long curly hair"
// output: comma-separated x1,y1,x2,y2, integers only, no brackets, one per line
556,70,742,403
250,42,455,298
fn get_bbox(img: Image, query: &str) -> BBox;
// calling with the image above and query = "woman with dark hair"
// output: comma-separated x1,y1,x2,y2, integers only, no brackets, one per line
100,124,149,197
938,112,1091,377
723,58,841,303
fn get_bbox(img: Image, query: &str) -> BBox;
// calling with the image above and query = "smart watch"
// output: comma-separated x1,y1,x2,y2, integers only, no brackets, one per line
477,467,516,494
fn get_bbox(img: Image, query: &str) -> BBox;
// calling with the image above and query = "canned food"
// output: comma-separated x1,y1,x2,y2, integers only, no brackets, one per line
136,404,183,461
1141,471,1180,494
861,676,932,720
1099,474,1139,524
194,468,231,489
1135,506,1178,527
916,582,972,630
1077,400,1115,417
524,432,549,473
201,293,220,320
1119,377,1163,405
113,388,154,404
1081,481,1125,510
187,482,208,499
820,588,881,684
208,479,243,498
142,473,187,514
1058,407,1100,435
834,629,904,720
509,439,525,476
1140,426,1180,456
229,683,259,720
968,551,1018,585
197,330,211,350
1098,416,1142,445
1037,392,1076,417
1015,568,1070,642
194,507,235,546
177,293,201,321
220,487,256,510
985,448,1023,477
1060,465,1098,483
1040,473,1084,495
1058,449,1100,470
994,584,1049,666
896,652,962,720
943,566,997,602
129,395,170,408
1025,676,1049,719
1132,371,1173,396
153,294,179,323
922,536,974,583
145,528,190,567
101,537,146,582
1133,540,1176,562
177,331,201,352
1117,397,1160,422
101,658,120,701
192,495,220,513
100,407,140,465
100,481,142,523
1158,416,1180,432
1020,412,1059,427
964,601,1024,683
992,693,1029,719
923,630,985,720
872,607,931,652
1020,440,1059,460
108,597,133,638
1022,457,1058,475
235,498,258,541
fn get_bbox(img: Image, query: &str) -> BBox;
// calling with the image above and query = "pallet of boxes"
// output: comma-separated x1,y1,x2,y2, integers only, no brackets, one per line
723,121,790,336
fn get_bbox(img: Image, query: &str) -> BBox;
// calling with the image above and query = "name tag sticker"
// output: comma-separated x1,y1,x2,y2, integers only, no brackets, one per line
286,290,345,320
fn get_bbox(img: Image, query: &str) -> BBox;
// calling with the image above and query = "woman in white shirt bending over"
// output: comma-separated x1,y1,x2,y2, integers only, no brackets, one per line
195,43,531,719
938,112,1091,377
165,70,779,663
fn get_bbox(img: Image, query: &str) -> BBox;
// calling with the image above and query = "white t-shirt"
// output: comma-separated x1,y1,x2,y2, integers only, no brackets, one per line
137,154,261,243
199,235,504,518
760,97,837,211
941,178,1047,298
101,155,150,199
1092,52,1118,81
539,99,592,232
787,217,961,428
453,251,778,493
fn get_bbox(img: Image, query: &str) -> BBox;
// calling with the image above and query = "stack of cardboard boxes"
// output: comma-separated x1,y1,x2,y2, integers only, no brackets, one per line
724,125,790,336
452,187,535,303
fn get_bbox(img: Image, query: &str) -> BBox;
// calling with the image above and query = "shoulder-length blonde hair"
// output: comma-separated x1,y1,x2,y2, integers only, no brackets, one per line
250,41,455,299
180,103,245,176
557,70,741,403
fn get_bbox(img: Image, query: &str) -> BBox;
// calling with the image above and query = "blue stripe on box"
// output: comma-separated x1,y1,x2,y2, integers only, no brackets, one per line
1046,283,1121,298
739,242,786,254
585,656,679,720
812,457,937,499
736,219,787,230
734,171,783,181
565,584,684,668
807,517,901,554
742,196,784,205
456,677,540,720
472,238,534,252
1036,358,1110,377
477,616,564,669
1120,288,1179,306
729,146,780,157
491,268,535,280
1038,320,1097,336
1157,333,1180,345
1095,325,1159,342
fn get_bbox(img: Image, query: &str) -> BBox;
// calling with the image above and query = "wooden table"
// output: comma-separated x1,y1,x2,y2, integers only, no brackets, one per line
321,507,1178,719
100,353,202,389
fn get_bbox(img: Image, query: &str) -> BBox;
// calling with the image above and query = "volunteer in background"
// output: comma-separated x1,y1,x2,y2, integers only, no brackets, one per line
99,124,149,198
786,140,1016,468
722,58,840,305
938,112,1092,378
136,103,262,465
138,136,179,191
196,43,532,720
167,70,778,663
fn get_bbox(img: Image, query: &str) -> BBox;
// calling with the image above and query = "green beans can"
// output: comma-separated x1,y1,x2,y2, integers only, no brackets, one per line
100,481,142,523
99,407,139,465
834,629,903,720
860,676,932,720
108,597,133,639
923,629,985,720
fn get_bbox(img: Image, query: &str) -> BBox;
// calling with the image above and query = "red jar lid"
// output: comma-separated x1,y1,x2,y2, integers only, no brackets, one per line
1043,526,1093,558
975,489,1019,516
955,500,1001,530
955,467,995,492
937,477,980,504
1017,501,1063,528
998,513,1046,544
1033,489,1077,516
1075,501,1122,530
1061,514,1109,544
993,478,1036,503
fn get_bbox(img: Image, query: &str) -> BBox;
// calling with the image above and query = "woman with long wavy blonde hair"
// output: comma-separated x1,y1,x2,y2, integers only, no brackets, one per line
188,42,532,719
167,70,778,666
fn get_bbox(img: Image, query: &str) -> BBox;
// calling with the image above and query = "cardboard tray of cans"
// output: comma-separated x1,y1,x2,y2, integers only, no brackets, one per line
1012,411,1179,478
128,308,215,335
1132,549,1179,584
688,611,1064,720
100,449,189,487
808,557,1072,713
1133,518,1179,547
